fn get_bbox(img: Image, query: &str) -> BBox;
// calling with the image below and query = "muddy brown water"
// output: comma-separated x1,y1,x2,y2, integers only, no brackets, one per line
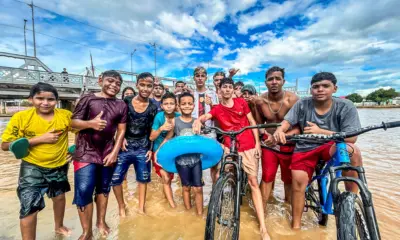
0,109,399,239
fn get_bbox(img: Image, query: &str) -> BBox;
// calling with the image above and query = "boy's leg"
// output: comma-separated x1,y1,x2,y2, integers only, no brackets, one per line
160,169,176,208
95,165,114,235
240,150,270,240
182,186,192,210
20,212,38,240
176,163,192,210
111,152,131,217
191,161,204,215
52,194,71,236
132,148,152,214
260,148,279,206
279,152,294,203
73,163,97,239
291,170,309,229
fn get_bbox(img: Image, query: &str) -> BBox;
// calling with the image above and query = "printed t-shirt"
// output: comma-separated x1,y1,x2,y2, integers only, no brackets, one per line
192,89,218,128
284,97,361,152
209,97,255,152
124,96,158,150
2,108,72,168
174,116,200,166
151,98,162,113
72,93,127,165
152,111,181,151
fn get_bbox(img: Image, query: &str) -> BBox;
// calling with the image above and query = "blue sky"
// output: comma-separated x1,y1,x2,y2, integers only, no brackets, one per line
1,0,399,96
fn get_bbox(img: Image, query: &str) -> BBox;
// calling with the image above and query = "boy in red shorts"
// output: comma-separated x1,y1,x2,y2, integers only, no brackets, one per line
274,72,363,229
71,70,127,239
193,78,270,240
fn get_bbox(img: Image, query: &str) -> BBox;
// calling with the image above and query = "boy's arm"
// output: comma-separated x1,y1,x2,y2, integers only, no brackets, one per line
104,123,126,166
193,113,213,134
71,111,107,131
246,112,261,151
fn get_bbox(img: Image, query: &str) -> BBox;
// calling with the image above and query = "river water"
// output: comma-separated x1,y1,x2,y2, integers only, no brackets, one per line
0,109,399,240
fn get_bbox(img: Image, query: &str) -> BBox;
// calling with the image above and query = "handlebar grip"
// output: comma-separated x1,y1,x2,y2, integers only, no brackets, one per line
383,121,400,129
257,123,281,129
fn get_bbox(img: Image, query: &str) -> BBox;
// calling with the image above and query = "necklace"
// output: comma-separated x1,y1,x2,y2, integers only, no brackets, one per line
266,91,285,115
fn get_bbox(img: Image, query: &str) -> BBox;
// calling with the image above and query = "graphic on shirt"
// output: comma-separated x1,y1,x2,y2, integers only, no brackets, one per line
179,128,194,136
198,93,206,116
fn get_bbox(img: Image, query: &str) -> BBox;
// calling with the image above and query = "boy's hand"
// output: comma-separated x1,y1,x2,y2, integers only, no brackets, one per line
103,151,118,166
304,121,322,134
192,120,203,134
121,138,128,151
39,129,62,144
255,142,261,159
205,95,212,106
66,152,73,163
160,120,173,132
273,129,287,144
145,151,152,162
228,68,240,78
89,111,107,131
263,132,277,147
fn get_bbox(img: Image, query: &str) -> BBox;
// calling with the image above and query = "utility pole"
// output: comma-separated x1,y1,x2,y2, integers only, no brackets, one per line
23,19,27,56
150,42,157,77
28,1,37,58
130,49,136,81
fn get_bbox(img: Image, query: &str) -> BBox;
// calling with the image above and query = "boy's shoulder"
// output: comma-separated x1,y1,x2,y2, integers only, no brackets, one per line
54,108,72,116
332,97,356,111
12,108,35,118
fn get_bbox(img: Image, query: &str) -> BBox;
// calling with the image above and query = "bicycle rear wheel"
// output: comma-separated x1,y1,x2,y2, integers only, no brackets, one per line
335,192,371,240
205,172,239,240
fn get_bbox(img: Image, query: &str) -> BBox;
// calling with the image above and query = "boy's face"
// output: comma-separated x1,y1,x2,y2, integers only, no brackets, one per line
136,77,154,98
161,97,176,114
194,72,207,88
30,91,57,114
310,80,337,102
123,89,135,98
179,96,194,115
234,85,242,98
242,91,254,102
213,76,223,89
99,76,122,97
221,83,234,99
266,71,285,93
175,83,185,92
153,85,164,97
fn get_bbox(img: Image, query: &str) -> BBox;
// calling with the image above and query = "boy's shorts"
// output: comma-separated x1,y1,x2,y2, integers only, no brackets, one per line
261,145,295,184
152,152,174,180
17,161,70,219
219,148,260,177
290,142,333,180
73,162,114,208
176,159,203,187
111,145,151,185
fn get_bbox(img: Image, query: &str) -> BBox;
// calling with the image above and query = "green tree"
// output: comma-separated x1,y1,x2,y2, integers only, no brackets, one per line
346,93,363,103
366,88,398,105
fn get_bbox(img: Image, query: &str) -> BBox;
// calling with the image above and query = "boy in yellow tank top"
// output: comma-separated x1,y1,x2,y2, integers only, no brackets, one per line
1,82,72,239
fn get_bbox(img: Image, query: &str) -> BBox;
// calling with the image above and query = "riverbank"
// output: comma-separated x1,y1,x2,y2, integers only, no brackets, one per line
356,105,400,108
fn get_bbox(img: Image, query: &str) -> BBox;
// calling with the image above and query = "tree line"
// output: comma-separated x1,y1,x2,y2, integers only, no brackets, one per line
346,88,399,105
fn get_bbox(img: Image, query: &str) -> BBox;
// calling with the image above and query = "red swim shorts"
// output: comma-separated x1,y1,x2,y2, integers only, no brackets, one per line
261,145,295,184
290,142,334,180
152,153,174,180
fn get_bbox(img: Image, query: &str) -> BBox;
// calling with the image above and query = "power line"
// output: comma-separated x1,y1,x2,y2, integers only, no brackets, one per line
0,23,130,55
11,0,150,45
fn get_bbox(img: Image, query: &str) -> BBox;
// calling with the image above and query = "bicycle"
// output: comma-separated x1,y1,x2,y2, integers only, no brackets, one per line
284,121,400,240
203,123,280,240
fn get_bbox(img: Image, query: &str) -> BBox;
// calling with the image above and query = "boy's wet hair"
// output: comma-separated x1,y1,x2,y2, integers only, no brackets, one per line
121,87,135,99
311,72,337,85
213,71,225,79
219,77,234,88
234,81,244,88
155,82,165,89
29,82,59,99
178,92,194,104
161,92,177,104
266,66,285,79
102,70,123,82
194,66,207,76
175,80,186,86
137,72,155,83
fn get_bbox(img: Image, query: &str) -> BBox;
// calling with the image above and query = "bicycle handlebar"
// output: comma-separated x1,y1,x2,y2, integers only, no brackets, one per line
202,123,281,137
286,121,400,142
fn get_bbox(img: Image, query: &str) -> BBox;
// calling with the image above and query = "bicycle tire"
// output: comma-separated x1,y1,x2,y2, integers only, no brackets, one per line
335,192,371,240
205,172,239,240
240,170,248,206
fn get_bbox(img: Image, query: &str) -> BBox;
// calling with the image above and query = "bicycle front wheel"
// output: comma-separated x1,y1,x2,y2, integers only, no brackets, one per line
205,172,239,240
335,192,371,240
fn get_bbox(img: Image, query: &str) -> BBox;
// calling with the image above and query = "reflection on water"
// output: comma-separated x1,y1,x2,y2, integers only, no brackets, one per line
0,109,399,239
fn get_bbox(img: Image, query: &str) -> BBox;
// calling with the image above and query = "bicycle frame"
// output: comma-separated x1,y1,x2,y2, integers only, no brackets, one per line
306,140,381,239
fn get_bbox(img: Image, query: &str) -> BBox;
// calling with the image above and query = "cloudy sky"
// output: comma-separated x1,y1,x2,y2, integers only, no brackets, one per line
0,0,399,95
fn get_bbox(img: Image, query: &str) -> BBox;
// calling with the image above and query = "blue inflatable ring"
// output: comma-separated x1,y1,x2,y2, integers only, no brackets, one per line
156,135,223,173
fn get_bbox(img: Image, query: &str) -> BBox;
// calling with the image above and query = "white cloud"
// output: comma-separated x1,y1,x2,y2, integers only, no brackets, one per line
249,31,276,43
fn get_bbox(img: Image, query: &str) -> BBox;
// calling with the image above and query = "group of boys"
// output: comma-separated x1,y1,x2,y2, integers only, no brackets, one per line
1,65,363,240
